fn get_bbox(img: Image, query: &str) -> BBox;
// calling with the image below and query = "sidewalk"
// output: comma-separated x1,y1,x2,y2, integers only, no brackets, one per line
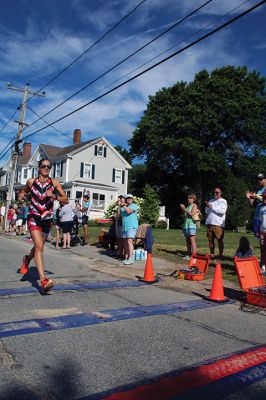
0,231,242,299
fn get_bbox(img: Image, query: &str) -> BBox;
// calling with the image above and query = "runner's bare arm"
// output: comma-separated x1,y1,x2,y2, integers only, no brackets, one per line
19,178,34,200
52,179,68,204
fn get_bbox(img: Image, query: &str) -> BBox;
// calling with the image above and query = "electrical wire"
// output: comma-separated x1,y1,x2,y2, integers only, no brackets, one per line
26,0,148,103
0,107,19,135
19,1,265,144
67,0,252,114
27,107,72,139
22,0,214,133
0,0,264,161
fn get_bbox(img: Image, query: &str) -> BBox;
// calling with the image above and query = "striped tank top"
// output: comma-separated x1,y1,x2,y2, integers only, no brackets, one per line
29,177,55,218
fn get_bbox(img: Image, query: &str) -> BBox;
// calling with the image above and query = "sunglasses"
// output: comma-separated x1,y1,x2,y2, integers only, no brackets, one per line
40,165,51,169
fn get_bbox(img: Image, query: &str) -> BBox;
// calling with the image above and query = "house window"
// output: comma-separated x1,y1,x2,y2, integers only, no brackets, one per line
92,193,105,209
56,162,61,177
23,168,28,179
84,163,92,179
76,191,82,199
66,191,71,198
94,144,107,157
112,168,125,184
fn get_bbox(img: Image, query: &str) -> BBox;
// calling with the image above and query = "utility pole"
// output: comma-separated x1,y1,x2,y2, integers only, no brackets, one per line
4,83,45,232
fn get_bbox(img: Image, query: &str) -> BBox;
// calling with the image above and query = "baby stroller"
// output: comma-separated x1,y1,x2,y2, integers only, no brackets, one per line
70,215,83,246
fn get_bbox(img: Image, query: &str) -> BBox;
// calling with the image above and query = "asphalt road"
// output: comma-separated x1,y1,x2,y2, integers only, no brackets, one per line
0,235,265,400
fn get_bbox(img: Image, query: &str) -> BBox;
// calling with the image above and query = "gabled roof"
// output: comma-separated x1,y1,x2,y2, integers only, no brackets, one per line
40,139,94,161
17,153,31,166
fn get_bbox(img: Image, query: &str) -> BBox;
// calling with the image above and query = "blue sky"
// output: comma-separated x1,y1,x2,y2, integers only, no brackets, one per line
0,0,265,166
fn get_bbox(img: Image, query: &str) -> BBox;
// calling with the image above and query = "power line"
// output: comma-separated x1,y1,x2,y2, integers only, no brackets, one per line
0,107,19,135
67,0,252,114
22,0,214,133
1,0,265,161
21,1,265,141
26,0,148,103
0,135,17,159
27,107,72,139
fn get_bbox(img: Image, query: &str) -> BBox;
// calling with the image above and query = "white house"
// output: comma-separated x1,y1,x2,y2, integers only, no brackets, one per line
0,129,132,218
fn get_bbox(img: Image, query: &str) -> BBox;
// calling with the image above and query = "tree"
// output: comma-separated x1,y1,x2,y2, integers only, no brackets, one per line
129,66,266,227
128,164,147,196
139,184,160,226
114,145,133,164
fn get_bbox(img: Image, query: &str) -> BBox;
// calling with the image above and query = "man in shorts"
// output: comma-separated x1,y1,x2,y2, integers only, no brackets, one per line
205,187,228,259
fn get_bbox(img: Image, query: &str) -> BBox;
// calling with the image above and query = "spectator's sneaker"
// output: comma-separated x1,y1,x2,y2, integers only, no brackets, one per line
41,278,54,294
182,255,190,261
19,255,30,275
123,258,135,265
261,265,266,273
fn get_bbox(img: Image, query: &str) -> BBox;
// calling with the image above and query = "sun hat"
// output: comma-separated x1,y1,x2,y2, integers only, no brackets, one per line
125,194,133,199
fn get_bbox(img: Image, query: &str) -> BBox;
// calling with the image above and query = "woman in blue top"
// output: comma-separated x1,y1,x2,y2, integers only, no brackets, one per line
120,194,138,265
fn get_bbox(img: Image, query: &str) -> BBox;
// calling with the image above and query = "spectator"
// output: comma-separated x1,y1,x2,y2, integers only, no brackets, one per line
10,204,17,233
205,187,228,259
115,195,126,260
180,193,198,260
258,190,266,273
7,205,14,232
246,173,266,236
234,237,253,258
59,202,73,249
55,206,62,249
79,193,92,245
121,194,138,265
16,204,24,235
0,202,6,230
103,217,117,254
22,202,28,234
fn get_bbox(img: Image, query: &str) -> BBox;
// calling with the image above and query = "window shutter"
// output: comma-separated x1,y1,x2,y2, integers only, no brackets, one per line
104,147,107,158
53,164,55,178
80,162,84,178
92,164,95,179
60,161,63,177
31,168,34,178
94,145,98,156
112,168,115,183
122,170,125,184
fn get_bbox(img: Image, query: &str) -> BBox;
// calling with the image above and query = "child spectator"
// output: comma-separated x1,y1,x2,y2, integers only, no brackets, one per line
55,206,62,249
180,193,198,260
16,204,24,235
234,237,253,258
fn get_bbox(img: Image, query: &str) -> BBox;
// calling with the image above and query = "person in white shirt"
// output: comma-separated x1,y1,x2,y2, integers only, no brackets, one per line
0,203,6,229
205,187,228,259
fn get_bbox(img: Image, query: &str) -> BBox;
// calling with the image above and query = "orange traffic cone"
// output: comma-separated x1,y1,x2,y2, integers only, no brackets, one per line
138,253,158,284
207,263,229,303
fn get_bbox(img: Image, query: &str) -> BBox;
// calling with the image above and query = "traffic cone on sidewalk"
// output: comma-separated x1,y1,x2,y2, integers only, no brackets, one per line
207,263,229,303
138,253,158,284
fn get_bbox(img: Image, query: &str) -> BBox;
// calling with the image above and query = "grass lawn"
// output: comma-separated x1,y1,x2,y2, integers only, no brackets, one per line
52,225,260,283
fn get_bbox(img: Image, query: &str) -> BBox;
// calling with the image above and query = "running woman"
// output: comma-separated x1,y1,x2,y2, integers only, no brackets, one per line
19,158,68,293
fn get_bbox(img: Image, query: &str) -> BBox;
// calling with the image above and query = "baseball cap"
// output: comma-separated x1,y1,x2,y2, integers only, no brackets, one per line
126,193,133,199
257,173,265,180
118,194,126,199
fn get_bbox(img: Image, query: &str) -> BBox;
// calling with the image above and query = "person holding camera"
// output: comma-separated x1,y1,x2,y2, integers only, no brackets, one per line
180,193,198,260
79,193,92,245
120,194,138,265
115,194,126,260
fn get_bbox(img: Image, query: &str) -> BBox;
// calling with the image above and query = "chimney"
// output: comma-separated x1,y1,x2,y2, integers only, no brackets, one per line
73,129,81,144
23,142,32,158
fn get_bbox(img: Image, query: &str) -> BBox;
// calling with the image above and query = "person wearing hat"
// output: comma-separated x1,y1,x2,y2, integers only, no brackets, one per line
115,194,126,260
258,190,266,273
120,194,138,265
78,193,92,245
246,173,266,237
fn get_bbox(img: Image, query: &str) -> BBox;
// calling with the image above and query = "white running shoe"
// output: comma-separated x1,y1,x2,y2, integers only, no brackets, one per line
261,265,266,273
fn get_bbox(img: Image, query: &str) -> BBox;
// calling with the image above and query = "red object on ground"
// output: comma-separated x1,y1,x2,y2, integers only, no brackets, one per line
234,256,266,308
208,263,229,302
96,219,113,224
138,253,158,284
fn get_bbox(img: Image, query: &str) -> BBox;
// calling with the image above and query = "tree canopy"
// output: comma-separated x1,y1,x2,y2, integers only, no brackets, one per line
129,66,266,228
